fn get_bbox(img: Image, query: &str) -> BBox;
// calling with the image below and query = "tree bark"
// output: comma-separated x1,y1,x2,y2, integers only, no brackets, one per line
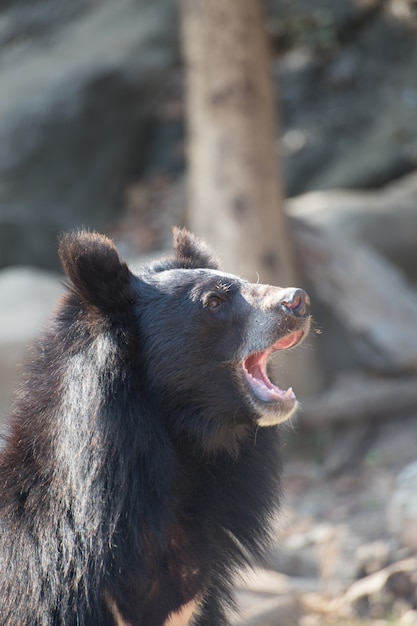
179,0,322,396
179,0,297,284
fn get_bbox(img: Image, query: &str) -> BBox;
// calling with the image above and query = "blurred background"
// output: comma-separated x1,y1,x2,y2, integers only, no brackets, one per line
1,0,417,624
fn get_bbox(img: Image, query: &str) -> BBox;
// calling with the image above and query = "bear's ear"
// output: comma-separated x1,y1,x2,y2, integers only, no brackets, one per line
172,227,219,270
58,231,135,310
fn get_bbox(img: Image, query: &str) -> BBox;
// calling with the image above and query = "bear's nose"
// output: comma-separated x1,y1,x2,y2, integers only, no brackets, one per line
279,288,310,317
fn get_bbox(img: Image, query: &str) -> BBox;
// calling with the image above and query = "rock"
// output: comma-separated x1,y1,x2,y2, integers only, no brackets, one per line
112,177,187,255
402,610,417,625
235,567,293,596
235,591,299,625
341,558,417,620
272,4,417,196
232,567,300,626
269,519,361,583
286,180,417,378
0,267,64,421
234,594,300,626
355,541,391,577
387,461,417,550
322,424,370,475
0,0,177,270
287,172,417,281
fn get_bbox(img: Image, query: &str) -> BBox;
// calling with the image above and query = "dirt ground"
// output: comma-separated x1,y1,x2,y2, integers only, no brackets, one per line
231,405,417,626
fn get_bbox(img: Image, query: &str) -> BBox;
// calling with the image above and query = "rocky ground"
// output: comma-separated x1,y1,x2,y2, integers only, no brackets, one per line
233,412,417,625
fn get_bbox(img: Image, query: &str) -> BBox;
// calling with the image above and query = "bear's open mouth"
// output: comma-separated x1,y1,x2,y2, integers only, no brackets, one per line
242,330,304,403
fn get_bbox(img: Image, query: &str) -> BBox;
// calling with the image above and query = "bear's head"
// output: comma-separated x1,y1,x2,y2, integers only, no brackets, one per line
58,228,310,454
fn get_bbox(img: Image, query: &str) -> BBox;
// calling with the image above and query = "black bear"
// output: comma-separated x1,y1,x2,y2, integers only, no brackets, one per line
0,228,310,626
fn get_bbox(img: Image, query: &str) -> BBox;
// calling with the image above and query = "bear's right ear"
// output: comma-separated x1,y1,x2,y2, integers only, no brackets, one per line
172,227,219,270
58,231,135,310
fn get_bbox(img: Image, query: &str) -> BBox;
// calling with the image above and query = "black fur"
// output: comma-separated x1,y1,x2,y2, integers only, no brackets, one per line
0,229,310,625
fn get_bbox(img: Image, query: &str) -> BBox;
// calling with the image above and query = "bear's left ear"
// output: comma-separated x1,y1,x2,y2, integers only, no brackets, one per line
172,227,219,270
58,231,135,310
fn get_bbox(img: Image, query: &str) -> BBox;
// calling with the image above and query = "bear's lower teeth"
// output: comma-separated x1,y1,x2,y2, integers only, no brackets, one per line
242,331,304,404
245,372,295,402
242,353,295,403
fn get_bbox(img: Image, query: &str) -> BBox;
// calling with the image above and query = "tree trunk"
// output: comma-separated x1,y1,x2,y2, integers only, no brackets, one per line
179,0,321,396
180,0,296,283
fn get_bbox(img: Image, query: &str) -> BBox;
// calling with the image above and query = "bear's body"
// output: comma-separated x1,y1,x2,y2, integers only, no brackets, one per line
0,229,310,626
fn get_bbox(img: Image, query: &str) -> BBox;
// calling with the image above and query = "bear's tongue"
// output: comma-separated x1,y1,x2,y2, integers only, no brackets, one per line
242,331,303,402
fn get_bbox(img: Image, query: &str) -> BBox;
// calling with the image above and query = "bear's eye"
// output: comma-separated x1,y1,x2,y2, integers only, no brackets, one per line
205,295,224,311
